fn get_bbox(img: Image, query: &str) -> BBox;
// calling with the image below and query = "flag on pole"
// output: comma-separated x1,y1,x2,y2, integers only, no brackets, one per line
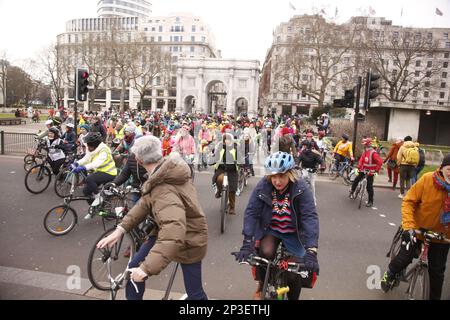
435,8,443,16
400,7,403,17
289,2,296,11
335,7,338,17
369,6,376,15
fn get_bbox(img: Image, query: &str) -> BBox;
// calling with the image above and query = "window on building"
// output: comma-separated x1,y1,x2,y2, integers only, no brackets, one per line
152,27,156,32
441,82,446,88
415,71,420,77
158,36,162,42
440,92,446,99
157,90,164,97
283,93,289,100
444,33,449,40
412,91,418,97
240,79,248,89
190,46,195,53
273,93,277,99
425,81,430,87
426,71,431,77
424,91,429,98
191,36,195,42
446,42,450,49
202,36,206,43
302,74,309,81
443,72,448,78
150,36,155,42
287,26,292,32
444,52,450,58
423,101,428,105
159,26,163,32
427,61,432,68
416,60,421,67
444,62,449,68
283,84,289,91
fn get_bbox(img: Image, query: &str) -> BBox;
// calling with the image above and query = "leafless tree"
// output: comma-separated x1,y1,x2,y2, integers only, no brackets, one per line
0,51,9,108
273,15,363,109
363,28,442,102
38,44,65,107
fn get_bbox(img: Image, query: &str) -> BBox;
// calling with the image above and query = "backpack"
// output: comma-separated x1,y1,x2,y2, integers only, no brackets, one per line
418,148,426,167
404,147,420,166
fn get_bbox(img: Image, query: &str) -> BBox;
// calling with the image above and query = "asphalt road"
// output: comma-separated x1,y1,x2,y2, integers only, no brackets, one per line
0,155,449,300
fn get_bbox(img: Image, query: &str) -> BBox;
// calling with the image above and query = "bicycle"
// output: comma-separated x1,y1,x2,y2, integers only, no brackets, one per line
43,181,129,236
232,245,317,300
350,169,375,209
54,160,88,198
219,172,229,234
24,158,54,194
386,228,450,300
24,138,48,171
236,164,251,197
329,157,355,186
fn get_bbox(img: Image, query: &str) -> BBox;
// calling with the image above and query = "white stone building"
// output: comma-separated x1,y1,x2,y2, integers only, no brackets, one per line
97,0,152,18
176,58,260,117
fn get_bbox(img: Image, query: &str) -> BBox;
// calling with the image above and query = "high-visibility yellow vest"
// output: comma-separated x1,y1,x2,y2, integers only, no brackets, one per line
116,127,125,140
93,146,117,176
215,148,237,170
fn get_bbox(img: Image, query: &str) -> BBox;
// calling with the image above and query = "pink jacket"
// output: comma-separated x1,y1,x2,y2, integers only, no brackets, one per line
174,135,195,156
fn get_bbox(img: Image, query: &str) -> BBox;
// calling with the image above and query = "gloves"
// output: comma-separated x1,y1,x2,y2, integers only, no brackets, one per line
73,166,86,174
70,162,79,171
304,250,320,275
401,230,417,252
350,157,355,162
235,237,255,263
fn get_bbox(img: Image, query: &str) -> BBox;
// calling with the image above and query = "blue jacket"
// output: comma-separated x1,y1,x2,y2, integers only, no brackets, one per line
243,178,319,250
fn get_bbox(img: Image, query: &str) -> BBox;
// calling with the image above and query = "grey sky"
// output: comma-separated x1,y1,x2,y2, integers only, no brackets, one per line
0,0,449,65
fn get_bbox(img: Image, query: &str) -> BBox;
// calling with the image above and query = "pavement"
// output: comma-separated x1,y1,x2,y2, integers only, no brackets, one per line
1,154,448,300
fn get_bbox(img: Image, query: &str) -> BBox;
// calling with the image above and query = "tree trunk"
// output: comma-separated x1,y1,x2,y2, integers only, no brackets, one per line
120,80,126,113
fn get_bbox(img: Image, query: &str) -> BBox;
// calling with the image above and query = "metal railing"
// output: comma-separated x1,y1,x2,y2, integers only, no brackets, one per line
0,131,37,155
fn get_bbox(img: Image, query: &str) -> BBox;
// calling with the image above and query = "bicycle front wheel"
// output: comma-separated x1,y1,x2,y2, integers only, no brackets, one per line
220,189,228,234
87,228,136,291
25,165,52,194
328,164,338,180
406,266,430,300
358,181,366,210
43,205,77,236
55,170,77,198
24,155,40,171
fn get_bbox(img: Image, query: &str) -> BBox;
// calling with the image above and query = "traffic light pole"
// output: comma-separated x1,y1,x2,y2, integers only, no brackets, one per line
352,76,362,155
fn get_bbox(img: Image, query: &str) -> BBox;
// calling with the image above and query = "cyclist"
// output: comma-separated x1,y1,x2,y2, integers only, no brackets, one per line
71,132,117,218
96,136,209,300
301,132,320,153
316,131,328,173
235,151,319,300
113,125,136,164
332,134,354,171
298,141,323,206
381,154,450,300
61,123,77,153
238,131,256,177
45,127,66,175
212,133,240,216
349,138,383,208
173,124,196,165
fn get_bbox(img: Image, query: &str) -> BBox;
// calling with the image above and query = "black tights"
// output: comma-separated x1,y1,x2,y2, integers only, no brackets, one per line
255,235,302,300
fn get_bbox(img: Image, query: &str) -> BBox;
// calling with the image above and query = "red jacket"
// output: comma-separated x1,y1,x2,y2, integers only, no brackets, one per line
358,148,383,173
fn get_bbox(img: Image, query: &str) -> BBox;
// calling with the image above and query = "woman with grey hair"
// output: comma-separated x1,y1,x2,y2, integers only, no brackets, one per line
97,136,209,300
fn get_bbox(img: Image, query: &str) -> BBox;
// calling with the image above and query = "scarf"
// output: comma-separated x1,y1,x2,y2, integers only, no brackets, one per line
433,171,450,225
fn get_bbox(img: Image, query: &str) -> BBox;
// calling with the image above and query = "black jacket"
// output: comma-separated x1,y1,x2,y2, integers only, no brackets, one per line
113,153,148,188
298,149,323,171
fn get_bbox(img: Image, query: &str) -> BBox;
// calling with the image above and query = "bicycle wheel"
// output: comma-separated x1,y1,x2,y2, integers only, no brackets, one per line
87,228,136,291
387,227,403,261
358,180,366,210
342,166,354,186
43,205,77,236
237,171,245,197
406,265,430,300
24,155,38,171
25,165,52,194
54,170,76,198
220,188,228,234
328,163,339,180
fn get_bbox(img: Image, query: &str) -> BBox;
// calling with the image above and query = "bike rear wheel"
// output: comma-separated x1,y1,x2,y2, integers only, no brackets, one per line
87,228,136,291
24,155,43,171
406,265,430,300
328,163,339,180
358,180,367,210
220,188,228,234
25,165,52,194
43,205,77,236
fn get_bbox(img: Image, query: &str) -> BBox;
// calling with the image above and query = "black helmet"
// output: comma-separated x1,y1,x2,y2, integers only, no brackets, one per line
48,127,60,138
342,134,349,141
84,132,102,148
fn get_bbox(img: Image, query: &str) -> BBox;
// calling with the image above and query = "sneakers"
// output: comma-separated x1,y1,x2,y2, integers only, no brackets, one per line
381,271,398,293
84,213,94,220
366,201,373,208
215,191,221,199
349,190,355,200
398,194,404,199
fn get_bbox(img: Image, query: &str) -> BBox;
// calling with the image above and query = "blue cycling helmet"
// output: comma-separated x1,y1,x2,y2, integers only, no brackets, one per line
265,152,295,175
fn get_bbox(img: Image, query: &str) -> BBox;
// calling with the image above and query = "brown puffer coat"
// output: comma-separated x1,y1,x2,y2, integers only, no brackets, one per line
119,153,208,276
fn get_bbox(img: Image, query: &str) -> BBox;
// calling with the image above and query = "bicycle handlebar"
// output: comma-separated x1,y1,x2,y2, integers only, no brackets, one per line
414,229,450,243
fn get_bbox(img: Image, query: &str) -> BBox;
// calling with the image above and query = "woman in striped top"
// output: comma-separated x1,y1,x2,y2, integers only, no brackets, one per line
235,152,320,300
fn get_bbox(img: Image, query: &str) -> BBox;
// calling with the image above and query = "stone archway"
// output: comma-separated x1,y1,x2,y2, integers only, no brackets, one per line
205,80,227,115
184,95,196,113
235,97,249,115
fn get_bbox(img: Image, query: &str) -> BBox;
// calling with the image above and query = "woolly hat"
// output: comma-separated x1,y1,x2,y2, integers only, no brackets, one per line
441,154,450,169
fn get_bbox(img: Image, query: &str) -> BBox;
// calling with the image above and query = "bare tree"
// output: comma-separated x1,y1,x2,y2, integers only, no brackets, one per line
128,35,172,111
0,51,9,108
38,44,65,107
363,28,442,102
273,15,362,109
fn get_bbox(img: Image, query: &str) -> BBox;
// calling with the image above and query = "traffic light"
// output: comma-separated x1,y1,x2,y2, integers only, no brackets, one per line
364,72,381,110
345,89,355,107
76,68,90,102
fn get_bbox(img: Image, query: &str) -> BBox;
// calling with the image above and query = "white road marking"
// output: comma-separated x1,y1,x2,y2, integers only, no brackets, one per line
389,223,396,227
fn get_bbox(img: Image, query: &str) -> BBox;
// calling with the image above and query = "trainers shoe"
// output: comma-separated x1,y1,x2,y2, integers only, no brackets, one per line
381,271,396,293
398,194,404,199
84,213,94,220
215,191,221,199
366,201,373,208
349,190,355,199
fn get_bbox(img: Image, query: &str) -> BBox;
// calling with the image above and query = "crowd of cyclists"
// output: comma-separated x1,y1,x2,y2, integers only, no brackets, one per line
27,108,449,300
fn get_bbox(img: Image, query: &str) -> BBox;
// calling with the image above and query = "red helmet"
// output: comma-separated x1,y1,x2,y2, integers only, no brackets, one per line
362,138,373,146
318,131,325,138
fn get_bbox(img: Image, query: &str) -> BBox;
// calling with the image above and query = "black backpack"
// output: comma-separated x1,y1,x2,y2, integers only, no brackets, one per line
418,148,426,167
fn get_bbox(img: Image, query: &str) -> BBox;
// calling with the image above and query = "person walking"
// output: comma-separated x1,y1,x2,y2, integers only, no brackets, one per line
384,138,403,191
397,136,420,199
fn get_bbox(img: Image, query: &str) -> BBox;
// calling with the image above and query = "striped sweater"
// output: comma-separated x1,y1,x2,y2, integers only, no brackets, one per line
270,190,296,234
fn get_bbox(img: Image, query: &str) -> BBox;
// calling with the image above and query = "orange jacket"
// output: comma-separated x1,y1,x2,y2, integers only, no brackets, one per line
402,170,450,243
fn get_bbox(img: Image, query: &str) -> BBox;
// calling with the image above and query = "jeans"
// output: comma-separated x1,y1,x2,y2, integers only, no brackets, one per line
388,240,449,300
399,165,415,195
126,237,208,301
302,170,316,206
83,172,115,204
351,173,375,203
411,166,424,185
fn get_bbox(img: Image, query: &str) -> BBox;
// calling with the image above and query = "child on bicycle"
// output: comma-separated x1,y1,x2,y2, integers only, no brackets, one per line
381,154,450,300
235,151,319,300
349,138,383,208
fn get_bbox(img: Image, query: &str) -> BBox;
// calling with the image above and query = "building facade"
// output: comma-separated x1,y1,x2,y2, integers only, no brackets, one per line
260,15,450,117
57,13,219,112
176,58,260,117
97,0,152,18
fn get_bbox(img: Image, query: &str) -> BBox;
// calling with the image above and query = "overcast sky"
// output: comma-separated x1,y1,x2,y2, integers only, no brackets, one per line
1,0,450,65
